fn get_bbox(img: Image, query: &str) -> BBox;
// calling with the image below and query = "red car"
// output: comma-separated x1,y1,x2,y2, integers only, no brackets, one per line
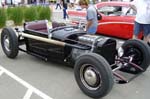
68,1,143,39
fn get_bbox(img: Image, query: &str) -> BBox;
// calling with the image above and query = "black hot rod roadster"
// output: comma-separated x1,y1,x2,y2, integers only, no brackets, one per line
1,20,150,98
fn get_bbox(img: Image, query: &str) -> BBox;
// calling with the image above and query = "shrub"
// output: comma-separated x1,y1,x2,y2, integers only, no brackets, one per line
24,6,38,22
1,6,52,27
10,7,24,25
7,7,13,20
0,8,7,28
36,6,43,12
38,6,51,21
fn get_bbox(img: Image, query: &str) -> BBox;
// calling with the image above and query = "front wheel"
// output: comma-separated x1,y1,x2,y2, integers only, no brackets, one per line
1,27,19,58
74,53,114,98
120,39,150,74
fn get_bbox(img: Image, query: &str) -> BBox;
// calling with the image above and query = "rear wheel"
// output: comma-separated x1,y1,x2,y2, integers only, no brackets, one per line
74,53,114,98
1,27,19,58
120,39,150,74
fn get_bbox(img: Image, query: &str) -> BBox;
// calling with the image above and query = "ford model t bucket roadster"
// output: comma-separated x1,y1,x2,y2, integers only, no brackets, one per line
1,20,150,98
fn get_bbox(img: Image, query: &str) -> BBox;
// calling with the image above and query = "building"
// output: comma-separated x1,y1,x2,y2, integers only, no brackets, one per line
3,0,48,5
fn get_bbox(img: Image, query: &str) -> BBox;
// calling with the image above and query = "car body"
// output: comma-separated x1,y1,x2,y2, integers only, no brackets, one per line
1,20,150,99
68,1,143,39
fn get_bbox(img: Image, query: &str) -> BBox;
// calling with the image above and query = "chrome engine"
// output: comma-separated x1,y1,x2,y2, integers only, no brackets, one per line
71,35,108,61
78,34,105,44
71,34,117,64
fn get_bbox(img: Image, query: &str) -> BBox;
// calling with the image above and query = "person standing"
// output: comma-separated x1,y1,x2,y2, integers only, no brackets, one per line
69,0,74,8
79,0,98,34
55,0,62,9
1,0,5,8
62,0,69,20
130,0,150,44
0,0,1,7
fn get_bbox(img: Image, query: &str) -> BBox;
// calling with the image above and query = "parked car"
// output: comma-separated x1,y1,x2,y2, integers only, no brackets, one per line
68,1,143,39
1,20,150,98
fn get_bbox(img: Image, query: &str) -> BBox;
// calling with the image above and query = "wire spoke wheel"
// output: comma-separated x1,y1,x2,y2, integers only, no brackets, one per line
120,39,150,74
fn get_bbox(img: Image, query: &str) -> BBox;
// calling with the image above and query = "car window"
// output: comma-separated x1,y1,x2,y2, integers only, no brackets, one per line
123,7,136,16
97,6,136,16
98,6,116,13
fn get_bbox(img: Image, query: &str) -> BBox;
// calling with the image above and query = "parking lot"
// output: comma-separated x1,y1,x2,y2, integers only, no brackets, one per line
0,7,150,99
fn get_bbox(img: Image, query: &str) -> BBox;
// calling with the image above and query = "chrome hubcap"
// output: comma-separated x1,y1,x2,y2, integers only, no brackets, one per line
4,35,10,52
84,67,97,86
80,64,102,90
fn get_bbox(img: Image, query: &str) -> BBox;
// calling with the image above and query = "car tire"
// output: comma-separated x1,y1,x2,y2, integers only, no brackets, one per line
120,39,150,74
74,53,114,98
1,27,19,58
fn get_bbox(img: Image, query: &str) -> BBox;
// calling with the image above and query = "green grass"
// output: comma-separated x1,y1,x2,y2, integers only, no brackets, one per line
10,7,24,25
7,7,13,20
1,6,52,27
38,6,51,21
0,8,7,28
24,6,38,22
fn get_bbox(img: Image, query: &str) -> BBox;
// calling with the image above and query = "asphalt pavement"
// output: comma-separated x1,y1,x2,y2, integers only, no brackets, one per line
0,41,150,99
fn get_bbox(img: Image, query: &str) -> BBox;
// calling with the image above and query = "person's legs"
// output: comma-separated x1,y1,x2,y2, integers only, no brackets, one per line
133,21,142,39
58,3,61,9
143,24,150,43
147,34,150,45
63,8,67,19
66,10,69,19
55,3,58,9
63,8,69,19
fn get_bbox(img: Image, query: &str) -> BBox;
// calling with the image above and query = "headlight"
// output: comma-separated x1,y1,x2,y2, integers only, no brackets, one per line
118,47,124,57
